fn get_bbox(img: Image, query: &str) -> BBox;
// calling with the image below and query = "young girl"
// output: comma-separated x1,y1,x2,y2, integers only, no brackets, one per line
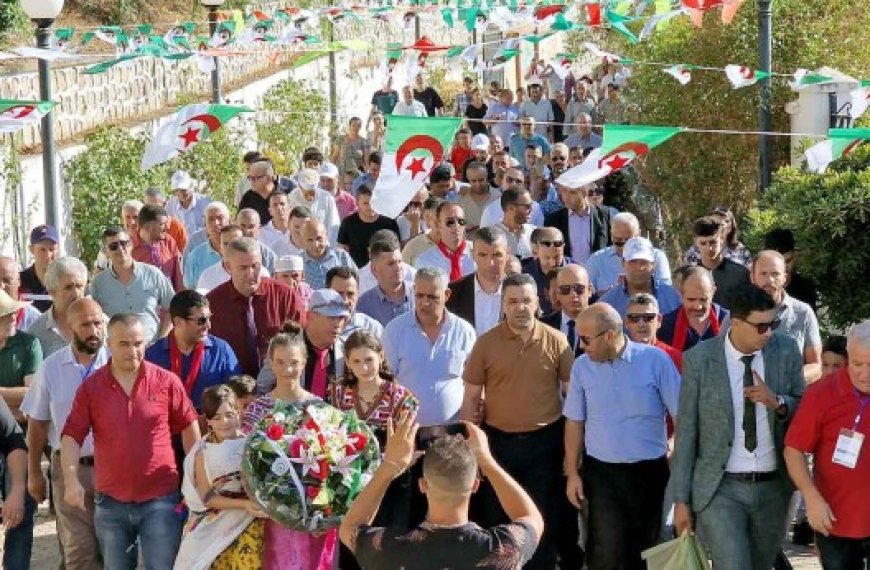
176,385,266,570
242,328,338,570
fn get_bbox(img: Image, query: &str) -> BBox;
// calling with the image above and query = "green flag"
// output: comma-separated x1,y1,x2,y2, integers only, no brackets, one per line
370,116,462,218
805,128,870,173
0,99,55,133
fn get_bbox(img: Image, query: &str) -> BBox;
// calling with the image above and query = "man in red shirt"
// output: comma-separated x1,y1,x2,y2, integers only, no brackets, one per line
207,237,305,376
131,204,183,292
449,128,474,176
61,313,200,569
785,319,870,568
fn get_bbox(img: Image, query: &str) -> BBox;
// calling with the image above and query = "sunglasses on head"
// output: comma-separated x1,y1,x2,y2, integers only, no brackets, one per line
106,240,130,251
558,284,586,296
740,317,780,334
444,218,467,227
183,315,211,326
539,240,564,248
626,313,657,324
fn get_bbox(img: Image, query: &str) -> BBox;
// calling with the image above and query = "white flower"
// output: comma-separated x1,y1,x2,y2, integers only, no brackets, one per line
273,412,286,423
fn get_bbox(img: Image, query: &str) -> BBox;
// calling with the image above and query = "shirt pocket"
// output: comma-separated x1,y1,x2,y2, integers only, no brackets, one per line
619,381,663,419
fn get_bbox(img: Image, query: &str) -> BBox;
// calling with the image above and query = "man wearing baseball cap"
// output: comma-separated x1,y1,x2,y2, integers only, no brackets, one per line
20,224,60,312
319,162,358,221
166,170,212,236
600,237,682,318
288,168,341,245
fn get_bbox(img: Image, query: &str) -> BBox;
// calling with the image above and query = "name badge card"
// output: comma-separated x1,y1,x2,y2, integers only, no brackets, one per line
832,428,864,469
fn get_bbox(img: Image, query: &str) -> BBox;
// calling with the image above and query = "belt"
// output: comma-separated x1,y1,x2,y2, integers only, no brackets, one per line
723,471,777,483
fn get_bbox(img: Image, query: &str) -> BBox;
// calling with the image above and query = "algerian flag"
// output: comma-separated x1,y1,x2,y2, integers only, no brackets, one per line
849,84,870,120
141,104,252,170
790,69,834,90
804,128,870,173
371,116,462,218
663,65,692,85
551,54,575,79
556,124,682,187
725,65,770,89
0,100,54,133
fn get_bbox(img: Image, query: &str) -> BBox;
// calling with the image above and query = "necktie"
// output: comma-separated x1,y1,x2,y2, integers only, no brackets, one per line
311,347,329,399
245,296,259,368
740,354,757,452
566,319,576,355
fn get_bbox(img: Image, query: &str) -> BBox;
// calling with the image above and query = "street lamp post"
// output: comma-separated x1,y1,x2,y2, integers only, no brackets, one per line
201,0,225,104
758,0,773,193
20,0,64,232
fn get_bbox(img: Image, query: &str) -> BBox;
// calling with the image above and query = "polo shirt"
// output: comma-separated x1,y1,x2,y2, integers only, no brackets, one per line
89,262,174,344
25,308,69,357
584,245,672,294
19,265,52,312
356,284,414,327
508,133,552,169
564,338,680,463
382,310,476,427
62,361,198,503
302,248,357,290
145,333,241,410
785,368,870,538
131,237,183,292
184,240,221,290
600,279,683,319
658,304,730,353
21,345,109,453
166,193,212,235
465,321,572,433
0,331,42,388
774,293,821,352
207,278,305,376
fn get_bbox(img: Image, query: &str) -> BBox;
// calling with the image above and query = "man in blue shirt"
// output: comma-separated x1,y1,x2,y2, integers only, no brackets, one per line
509,118,551,169
564,303,680,569
600,237,681,318
145,290,239,411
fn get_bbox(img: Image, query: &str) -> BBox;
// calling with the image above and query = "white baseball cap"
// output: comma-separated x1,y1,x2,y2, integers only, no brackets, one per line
319,162,339,180
471,134,490,151
170,170,193,190
298,168,320,190
622,237,656,263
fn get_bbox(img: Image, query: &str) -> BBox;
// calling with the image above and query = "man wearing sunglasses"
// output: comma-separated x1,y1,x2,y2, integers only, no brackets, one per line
541,264,591,359
672,283,805,570
480,168,546,228
237,160,277,226
414,202,475,282
145,290,239,412
521,227,571,314
600,237,681,318
624,293,682,371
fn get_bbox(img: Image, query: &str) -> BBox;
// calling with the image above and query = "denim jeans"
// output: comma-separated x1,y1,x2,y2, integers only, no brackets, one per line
2,456,37,570
93,491,182,570
816,534,870,569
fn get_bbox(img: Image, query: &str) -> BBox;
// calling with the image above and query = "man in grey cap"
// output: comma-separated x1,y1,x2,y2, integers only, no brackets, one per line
288,168,341,245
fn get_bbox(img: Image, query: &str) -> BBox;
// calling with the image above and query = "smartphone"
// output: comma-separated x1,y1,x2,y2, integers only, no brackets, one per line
415,423,468,451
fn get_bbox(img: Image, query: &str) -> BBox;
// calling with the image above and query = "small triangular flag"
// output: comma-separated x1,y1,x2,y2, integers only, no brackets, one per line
663,65,692,85
724,65,770,88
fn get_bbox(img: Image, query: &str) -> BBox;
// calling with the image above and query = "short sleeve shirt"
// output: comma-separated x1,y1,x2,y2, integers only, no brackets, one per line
25,309,69,357
775,294,821,352
89,262,174,344
0,331,42,388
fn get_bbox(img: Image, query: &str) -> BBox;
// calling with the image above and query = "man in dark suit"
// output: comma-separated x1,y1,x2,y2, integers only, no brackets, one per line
540,264,591,357
446,227,510,335
672,283,805,570
543,183,610,263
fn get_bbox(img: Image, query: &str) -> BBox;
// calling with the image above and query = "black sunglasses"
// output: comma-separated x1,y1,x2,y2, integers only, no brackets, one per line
106,240,131,251
626,313,657,324
183,315,211,326
539,240,564,248
558,284,587,296
741,317,780,334
578,330,608,345
444,218,467,227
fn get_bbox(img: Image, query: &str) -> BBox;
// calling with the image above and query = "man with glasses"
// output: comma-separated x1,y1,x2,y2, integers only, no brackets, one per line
624,293,682,370
541,264,591,358
544,182,611,263
145,290,239,412
585,212,671,294
522,228,571,314
480,168,546,228
458,161,501,231
600,237,680,318
672,283,805,570
415,202,475,281
564,303,681,569
509,118,551,169
491,188,535,260
659,266,729,353
90,227,175,345
238,160,277,225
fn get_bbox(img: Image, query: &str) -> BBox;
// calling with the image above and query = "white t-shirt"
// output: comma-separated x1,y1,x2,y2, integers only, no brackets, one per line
197,263,269,293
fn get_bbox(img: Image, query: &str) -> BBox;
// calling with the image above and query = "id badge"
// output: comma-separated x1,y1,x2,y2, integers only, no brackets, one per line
832,428,864,469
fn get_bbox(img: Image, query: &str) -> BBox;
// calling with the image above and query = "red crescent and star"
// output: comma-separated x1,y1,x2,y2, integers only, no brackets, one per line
598,142,650,171
394,134,444,180
178,113,222,149
0,105,36,119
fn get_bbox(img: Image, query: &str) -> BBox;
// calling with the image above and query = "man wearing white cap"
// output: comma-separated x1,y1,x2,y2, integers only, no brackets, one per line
319,162,357,220
273,255,313,309
600,237,682,318
165,170,212,236
288,168,341,245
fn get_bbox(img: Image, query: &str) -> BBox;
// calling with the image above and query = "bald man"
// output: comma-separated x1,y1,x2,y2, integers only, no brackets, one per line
300,219,356,289
564,303,681,569
541,264,592,357
236,208,278,274
659,266,730,353
751,250,822,382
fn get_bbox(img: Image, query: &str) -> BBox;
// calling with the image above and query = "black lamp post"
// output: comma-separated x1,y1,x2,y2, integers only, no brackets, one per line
201,0,226,103
758,0,773,193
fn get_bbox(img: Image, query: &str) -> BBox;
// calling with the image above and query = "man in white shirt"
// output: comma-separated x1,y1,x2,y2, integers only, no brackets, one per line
288,169,341,245
165,170,212,236
480,168,545,228
392,85,427,117
415,202,475,280
445,227,509,335
196,225,269,293
491,188,534,260
519,82,554,138
259,191,297,255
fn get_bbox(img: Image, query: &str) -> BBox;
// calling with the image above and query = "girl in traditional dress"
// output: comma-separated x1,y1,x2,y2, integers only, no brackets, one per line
175,385,267,570
242,327,338,570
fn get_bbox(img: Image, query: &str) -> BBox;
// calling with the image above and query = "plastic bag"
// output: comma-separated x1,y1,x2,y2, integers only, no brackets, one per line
641,532,711,570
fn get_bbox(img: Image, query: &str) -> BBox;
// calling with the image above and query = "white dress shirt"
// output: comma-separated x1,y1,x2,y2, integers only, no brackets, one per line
560,312,580,354
723,333,777,473
358,262,416,294
473,276,502,336
414,245,476,278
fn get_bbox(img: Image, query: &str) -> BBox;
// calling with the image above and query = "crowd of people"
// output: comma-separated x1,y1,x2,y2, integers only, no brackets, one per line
0,66,867,570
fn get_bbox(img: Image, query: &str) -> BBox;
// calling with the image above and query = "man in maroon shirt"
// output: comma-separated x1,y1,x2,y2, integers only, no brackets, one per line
207,237,305,376
61,313,200,569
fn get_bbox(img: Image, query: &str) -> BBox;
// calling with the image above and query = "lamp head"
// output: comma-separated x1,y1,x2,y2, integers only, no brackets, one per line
21,0,64,21
200,0,226,6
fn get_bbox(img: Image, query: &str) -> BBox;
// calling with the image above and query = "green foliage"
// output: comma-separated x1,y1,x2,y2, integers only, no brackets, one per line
743,145,870,330
0,142,26,259
0,0,28,47
568,0,870,250
256,76,328,176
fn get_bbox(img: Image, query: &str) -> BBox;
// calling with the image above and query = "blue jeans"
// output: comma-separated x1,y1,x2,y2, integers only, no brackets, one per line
816,534,870,569
93,491,182,570
2,456,37,570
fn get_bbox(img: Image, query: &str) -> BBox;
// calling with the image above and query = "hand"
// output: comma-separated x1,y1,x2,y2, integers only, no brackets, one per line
384,410,418,472
805,493,836,536
674,502,693,535
404,206,421,223
244,500,269,519
1,486,25,529
462,421,494,468
565,473,584,509
63,477,86,511
28,470,47,504
743,371,778,409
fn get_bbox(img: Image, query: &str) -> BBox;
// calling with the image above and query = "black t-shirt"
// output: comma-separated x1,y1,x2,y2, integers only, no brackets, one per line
786,272,818,311
550,99,566,142
464,103,489,136
414,87,445,117
371,90,399,115
19,266,51,312
354,521,537,570
238,190,272,226
709,258,750,311
337,213,401,267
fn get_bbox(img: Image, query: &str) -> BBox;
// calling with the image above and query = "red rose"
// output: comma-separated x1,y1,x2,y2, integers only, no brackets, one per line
348,432,368,452
290,438,307,458
306,485,320,499
266,424,285,441
315,459,331,481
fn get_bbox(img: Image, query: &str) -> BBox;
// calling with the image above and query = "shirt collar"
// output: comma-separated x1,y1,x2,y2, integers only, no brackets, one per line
474,275,502,296
724,330,757,362
376,283,408,303
61,345,110,368
109,260,140,279
616,336,636,363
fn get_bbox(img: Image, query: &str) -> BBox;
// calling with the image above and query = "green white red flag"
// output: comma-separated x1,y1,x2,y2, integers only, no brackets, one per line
141,103,252,170
371,116,461,218
804,128,870,173
556,124,682,188
724,65,770,89
0,100,54,133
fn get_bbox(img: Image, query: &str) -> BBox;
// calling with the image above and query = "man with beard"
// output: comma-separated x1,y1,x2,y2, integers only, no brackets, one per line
659,266,729,353
491,188,535,260
22,298,108,569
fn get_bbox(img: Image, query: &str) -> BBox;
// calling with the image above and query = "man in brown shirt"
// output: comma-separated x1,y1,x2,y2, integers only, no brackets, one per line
461,273,580,569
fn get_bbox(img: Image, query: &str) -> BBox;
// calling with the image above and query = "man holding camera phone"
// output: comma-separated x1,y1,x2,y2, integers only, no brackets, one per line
340,411,542,569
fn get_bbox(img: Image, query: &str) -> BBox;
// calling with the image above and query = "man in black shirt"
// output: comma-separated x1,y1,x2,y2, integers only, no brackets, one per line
413,74,445,117
763,228,819,310
238,160,276,225
20,225,60,312
691,216,749,311
337,185,400,267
